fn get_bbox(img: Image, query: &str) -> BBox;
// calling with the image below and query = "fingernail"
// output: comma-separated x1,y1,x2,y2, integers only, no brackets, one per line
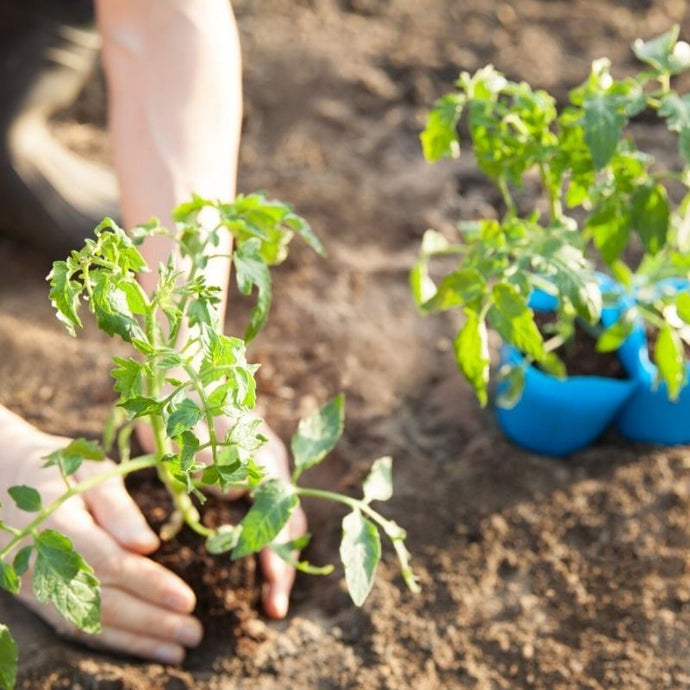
270,589,289,619
164,591,195,613
154,643,184,665
176,622,203,647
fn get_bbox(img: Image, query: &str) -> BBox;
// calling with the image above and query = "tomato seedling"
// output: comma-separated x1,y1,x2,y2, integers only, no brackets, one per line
0,193,418,690
413,26,690,406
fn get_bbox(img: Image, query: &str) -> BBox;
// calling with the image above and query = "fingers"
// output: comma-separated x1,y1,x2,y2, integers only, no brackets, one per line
52,497,198,614
18,586,199,665
98,586,202,653
77,460,160,554
259,505,308,619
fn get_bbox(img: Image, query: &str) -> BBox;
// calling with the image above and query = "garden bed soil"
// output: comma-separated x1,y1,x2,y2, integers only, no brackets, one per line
3,1,690,688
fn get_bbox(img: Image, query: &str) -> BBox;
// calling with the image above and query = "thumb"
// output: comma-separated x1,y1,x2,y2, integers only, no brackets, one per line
259,506,307,619
78,460,160,554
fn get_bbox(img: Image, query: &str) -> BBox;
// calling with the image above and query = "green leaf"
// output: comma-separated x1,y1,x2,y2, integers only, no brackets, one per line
177,430,200,473
454,310,490,407
597,317,634,352
166,399,203,438
43,438,105,477
538,352,567,379
0,624,18,690
206,525,242,555
655,326,686,401
283,211,326,257
8,486,41,513
423,269,486,312
232,480,299,559
420,93,465,162
13,546,32,578
489,283,544,361
659,93,690,131
33,530,101,634
631,183,669,255
340,510,381,607
679,127,690,165
291,395,345,480
587,201,631,264
119,396,164,420
362,457,393,503
632,25,680,72
583,93,626,169
233,238,272,342
111,357,145,398
677,292,690,323
47,261,82,337
91,273,147,344
409,260,436,308
0,562,19,595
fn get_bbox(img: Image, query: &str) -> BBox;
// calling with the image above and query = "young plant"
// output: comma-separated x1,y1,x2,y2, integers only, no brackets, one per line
412,25,690,406
0,194,418,690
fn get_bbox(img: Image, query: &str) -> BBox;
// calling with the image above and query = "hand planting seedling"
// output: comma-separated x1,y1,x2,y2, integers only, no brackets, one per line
0,194,419,690
412,25,690,411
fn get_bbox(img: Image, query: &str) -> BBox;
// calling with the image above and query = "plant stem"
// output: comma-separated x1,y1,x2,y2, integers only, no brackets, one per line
0,456,158,560
182,363,220,466
295,487,387,531
497,176,517,217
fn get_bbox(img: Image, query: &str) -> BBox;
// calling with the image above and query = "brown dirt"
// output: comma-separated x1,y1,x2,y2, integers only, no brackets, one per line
534,313,628,380
3,1,690,688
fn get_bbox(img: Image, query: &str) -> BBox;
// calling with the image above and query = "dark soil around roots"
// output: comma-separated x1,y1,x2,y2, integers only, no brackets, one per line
4,1,690,689
533,313,628,380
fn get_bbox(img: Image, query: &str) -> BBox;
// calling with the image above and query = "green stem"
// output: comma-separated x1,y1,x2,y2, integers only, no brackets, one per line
0,455,158,560
539,163,563,223
659,72,671,94
295,487,389,531
144,303,207,538
182,363,220,466
497,176,517,217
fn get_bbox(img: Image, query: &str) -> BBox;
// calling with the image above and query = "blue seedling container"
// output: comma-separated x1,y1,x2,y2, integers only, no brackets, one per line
495,285,637,457
605,280,690,446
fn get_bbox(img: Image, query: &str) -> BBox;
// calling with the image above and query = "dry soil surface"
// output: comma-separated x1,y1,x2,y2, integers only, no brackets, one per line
4,1,690,688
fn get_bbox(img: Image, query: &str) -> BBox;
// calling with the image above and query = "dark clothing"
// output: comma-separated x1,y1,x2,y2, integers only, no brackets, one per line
0,0,116,256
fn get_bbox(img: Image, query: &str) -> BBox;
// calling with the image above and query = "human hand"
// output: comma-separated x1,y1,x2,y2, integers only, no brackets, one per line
0,408,202,665
136,412,307,619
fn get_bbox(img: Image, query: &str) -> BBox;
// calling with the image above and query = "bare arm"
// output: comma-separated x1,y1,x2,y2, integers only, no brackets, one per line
95,0,242,316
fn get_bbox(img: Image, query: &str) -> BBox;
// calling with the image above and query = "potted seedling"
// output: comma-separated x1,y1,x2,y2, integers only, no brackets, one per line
0,194,419,690
412,26,690,455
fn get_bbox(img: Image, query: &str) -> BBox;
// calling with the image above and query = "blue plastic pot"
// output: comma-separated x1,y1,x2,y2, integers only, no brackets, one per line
604,280,690,446
495,284,637,457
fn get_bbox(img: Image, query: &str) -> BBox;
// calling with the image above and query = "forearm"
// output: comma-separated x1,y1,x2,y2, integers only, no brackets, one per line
95,0,242,314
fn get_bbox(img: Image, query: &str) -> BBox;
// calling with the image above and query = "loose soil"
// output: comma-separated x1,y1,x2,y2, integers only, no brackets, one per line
3,1,690,688
533,313,627,380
